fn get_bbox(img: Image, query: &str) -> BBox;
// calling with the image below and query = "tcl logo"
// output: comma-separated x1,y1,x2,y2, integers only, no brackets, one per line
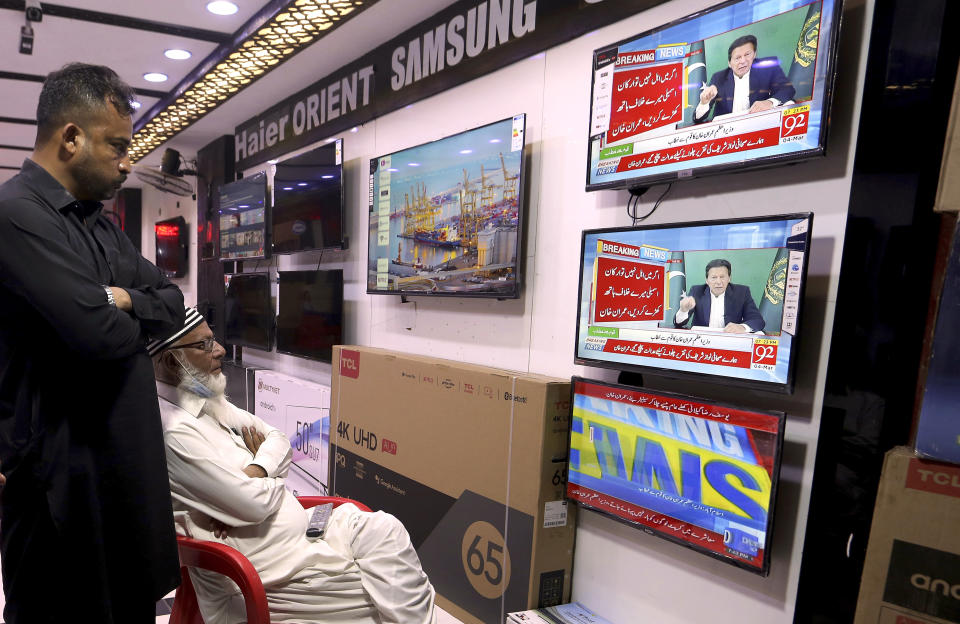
911,574,960,599
907,459,960,499
340,350,360,379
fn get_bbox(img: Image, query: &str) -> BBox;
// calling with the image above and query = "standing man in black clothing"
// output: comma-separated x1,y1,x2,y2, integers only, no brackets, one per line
0,64,185,623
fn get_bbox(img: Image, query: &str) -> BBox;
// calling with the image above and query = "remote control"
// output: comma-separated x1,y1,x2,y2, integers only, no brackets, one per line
305,503,334,538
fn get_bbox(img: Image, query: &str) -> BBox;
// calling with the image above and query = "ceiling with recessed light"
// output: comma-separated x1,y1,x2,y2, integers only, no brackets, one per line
0,0,458,185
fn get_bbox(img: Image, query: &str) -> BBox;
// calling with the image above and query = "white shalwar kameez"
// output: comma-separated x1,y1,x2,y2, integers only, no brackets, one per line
157,382,436,624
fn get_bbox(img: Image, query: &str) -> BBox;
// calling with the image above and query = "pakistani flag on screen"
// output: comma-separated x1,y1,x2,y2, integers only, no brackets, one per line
659,251,686,328
681,41,707,127
787,1,822,102
759,247,789,334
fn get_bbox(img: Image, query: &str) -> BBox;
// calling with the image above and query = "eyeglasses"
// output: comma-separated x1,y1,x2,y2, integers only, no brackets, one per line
177,337,218,353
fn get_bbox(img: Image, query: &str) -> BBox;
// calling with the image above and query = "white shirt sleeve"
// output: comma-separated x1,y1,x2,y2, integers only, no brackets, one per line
165,420,290,526
221,402,292,478
695,101,710,120
675,309,690,324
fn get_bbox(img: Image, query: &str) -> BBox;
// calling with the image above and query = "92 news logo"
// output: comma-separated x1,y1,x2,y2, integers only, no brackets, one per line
780,105,810,144
751,338,778,371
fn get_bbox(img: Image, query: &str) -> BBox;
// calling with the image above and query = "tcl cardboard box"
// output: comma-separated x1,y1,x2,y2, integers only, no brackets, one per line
854,447,960,624
330,346,576,624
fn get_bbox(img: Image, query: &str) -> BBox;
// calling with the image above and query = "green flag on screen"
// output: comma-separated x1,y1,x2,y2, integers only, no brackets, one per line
659,251,686,328
787,1,822,102
680,41,707,127
759,247,789,334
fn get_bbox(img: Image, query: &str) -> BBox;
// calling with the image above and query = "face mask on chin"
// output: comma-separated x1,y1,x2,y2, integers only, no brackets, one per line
172,351,226,398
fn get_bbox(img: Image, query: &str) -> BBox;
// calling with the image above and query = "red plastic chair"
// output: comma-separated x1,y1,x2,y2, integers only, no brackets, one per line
169,496,372,624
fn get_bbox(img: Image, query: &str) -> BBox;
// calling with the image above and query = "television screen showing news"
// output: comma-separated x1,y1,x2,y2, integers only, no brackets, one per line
220,171,269,261
586,0,840,190
575,213,812,393
567,377,785,575
367,114,526,298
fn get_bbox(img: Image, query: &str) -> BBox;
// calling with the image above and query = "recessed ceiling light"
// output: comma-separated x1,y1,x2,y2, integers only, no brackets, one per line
459,149,473,155
489,138,501,143
131,101,142,109
143,72,169,82
206,1,238,16
350,127,359,133
282,186,293,190
321,175,334,179
408,162,420,167
164,49,192,60
297,182,308,186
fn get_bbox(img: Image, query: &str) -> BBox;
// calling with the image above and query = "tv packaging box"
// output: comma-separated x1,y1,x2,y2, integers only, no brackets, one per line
253,369,330,497
854,446,960,624
330,346,576,624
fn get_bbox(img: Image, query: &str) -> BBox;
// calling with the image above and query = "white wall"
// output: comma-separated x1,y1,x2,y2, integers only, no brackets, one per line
217,0,876,620
140,185,198,307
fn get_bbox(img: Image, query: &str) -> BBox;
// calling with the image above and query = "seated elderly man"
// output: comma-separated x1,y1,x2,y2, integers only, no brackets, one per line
150,308,436,624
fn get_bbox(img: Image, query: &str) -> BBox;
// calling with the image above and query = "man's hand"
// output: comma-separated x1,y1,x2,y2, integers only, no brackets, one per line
242,426,265,455
749,99,775,113
108,286,133,312
242,464,268,478
724,323,748,333
241,426,268,478
209,518,229,539
699,84,718,105
679,295,696,313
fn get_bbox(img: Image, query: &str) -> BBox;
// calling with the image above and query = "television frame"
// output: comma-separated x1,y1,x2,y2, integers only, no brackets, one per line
566,376,786,576
574,212,813,394
154,215,188,278
272,139,345,255
275,269,344,363
366,114,527,299
219,171,271,262
584,0,844,192
223,271,274,351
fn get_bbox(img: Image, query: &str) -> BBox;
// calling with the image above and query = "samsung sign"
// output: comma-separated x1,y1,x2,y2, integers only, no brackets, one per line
234,0,665,170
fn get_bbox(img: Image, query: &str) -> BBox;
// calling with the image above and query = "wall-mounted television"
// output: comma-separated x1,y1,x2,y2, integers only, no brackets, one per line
567,377,785,575
272,139,345,254
224,272,274,351
575,213,812,393
367,114,526,298
155,216,188,278
276,270,343,363
586,0,841,191
219,171,270,261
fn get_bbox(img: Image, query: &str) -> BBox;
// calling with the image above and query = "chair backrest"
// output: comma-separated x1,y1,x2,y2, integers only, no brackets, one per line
169,496,371,624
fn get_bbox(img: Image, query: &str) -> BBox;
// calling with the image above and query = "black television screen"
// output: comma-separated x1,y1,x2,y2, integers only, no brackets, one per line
155,216,187,278
220,171,270,261
275,270,343,363
586,0,841,190
575,213,812,393
272,139,344,254
367,114,526,298
224,272,274,351
567,377,785,575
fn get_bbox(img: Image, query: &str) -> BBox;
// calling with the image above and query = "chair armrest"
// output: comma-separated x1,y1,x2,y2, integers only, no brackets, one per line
176,536,272,624
297,495,372,512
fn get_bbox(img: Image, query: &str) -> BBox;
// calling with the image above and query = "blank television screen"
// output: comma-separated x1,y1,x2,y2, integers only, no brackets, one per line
272,140,344,254
568,377,785,575
276,270,343,363
224,272,273,351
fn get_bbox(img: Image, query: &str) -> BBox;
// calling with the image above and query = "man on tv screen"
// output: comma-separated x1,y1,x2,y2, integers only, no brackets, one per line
674,258,765,333
695,34,795,123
